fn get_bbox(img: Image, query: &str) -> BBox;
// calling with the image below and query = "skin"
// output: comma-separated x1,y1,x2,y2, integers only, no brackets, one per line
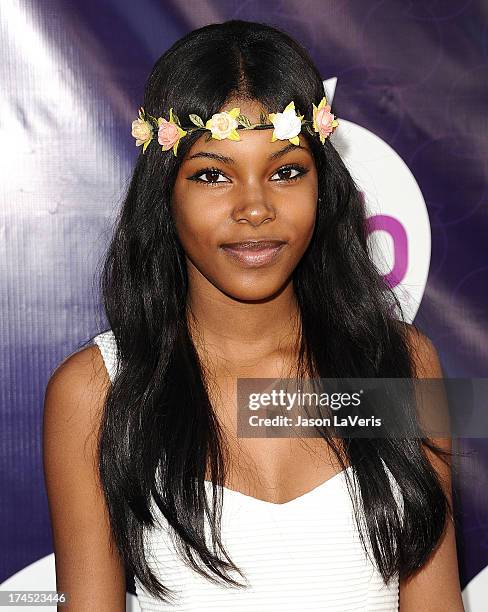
42,97,464,609
171,96,330,499
171,97,318,349
399,331,465,611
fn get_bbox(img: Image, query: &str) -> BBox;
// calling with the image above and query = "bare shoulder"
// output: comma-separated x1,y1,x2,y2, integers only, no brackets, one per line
45,343,110,414
43,344,126,610
398,321,444,379
396,326,464,611
399,322,449,465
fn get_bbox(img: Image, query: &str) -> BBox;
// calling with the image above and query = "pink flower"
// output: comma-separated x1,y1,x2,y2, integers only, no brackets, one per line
158,118,180,150
315,104,336,138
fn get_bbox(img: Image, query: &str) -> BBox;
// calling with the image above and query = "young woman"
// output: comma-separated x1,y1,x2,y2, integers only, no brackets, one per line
43,19,464,611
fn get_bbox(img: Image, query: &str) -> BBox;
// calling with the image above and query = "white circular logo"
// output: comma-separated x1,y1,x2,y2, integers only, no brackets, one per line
324,79,430,322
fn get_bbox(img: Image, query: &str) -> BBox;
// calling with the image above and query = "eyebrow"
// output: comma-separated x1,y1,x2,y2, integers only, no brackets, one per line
184,142,311,165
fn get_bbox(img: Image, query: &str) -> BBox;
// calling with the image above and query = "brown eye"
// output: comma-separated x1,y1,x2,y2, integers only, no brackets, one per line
271,164,308,183
189,167,229,186
272,167,299,181
188,163,309,187
200,170,226,183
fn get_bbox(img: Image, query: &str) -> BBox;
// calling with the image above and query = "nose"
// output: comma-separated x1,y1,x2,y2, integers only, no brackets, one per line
231,189,277,225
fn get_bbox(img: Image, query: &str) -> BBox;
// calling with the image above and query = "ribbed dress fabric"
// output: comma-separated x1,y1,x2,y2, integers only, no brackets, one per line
92,329,401,611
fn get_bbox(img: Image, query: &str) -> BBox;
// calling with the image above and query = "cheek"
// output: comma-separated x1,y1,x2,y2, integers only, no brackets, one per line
172,198,222,255
285,201,317,247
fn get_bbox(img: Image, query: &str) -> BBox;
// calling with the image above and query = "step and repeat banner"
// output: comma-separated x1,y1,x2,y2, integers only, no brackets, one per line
1,1,487,609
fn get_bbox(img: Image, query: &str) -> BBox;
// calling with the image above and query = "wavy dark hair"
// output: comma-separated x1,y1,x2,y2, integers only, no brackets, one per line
95,19,457,602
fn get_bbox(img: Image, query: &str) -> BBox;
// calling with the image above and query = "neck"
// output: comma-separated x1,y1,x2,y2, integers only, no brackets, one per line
186,278,302,368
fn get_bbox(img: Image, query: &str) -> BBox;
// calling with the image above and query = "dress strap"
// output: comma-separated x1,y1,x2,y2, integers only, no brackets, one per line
92,330,118,384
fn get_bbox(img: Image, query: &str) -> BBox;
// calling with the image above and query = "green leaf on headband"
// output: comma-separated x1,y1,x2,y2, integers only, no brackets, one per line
304,125,315,136
236,114,252,128
142,139,151,153
172,113,182,126
189,114,205,127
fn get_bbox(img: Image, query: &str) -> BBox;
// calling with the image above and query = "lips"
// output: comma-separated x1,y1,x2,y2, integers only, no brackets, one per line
220,239,286,250
220,239,287,267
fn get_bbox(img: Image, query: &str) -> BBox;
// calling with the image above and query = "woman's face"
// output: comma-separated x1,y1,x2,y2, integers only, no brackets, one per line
171,98,318,301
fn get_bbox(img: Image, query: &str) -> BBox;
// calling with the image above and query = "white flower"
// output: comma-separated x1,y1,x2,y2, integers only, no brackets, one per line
269,101,303,144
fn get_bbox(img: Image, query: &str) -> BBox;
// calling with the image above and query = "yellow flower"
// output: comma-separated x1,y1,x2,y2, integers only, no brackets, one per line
131,108,153,152
205,108,241,141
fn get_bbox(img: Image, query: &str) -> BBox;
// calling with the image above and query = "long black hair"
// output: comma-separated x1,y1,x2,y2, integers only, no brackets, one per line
96,19,456,601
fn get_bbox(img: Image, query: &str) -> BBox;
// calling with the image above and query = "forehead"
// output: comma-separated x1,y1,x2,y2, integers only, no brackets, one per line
180,98,313,165
228,98,271,123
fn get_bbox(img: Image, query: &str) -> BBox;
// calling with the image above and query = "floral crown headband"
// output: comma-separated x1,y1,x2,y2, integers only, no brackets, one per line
131,96,338,156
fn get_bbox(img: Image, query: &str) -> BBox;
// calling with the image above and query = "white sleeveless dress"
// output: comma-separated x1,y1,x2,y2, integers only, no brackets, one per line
93,329,402,611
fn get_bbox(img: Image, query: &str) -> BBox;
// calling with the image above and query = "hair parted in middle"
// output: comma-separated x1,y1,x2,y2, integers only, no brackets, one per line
131,97,339,155
96,18,456,603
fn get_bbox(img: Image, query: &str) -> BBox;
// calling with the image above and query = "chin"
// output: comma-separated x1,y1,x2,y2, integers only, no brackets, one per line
217,276,291,303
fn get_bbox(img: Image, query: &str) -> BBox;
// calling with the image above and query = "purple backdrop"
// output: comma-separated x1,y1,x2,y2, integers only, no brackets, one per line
1,0,487,607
